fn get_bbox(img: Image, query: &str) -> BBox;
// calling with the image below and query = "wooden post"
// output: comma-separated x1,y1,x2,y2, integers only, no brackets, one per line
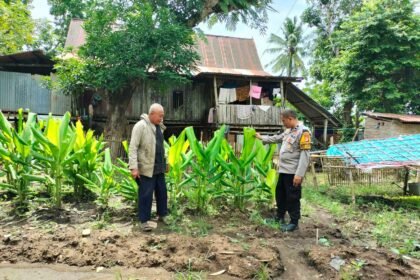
403,167,409,195
330,136,334,146
352,128,360,142
280,80,285,109
213,76,218,125
323,119,328,146
311,160,318,189
349,168,356,205
249,79,253,106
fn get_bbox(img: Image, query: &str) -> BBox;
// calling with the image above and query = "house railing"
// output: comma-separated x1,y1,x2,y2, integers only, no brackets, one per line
216,104,282,126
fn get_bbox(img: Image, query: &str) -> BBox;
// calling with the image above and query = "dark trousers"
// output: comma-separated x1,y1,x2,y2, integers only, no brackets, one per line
136,173,168,223
276,173,302,224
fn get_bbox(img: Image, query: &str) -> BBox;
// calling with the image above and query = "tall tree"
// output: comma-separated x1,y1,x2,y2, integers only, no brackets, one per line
47,0,88,49
54,1,200,156
48,0,273,49
53,0,274,156
32,18,59,55
0,0,34,55
264,16,306,77
330,0,420,114
302,0,362,125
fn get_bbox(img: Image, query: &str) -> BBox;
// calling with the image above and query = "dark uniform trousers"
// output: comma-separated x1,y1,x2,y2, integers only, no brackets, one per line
276,173,302,224
136,173,168,223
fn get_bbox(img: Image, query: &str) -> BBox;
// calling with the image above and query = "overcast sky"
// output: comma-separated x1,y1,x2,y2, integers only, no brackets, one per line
30,0,309,75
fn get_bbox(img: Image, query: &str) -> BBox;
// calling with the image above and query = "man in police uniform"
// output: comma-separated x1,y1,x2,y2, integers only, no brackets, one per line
256,109,311,232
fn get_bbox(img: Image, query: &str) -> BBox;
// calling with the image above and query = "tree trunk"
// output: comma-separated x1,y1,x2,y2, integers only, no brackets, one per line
104,86,135,159
342,100,353,127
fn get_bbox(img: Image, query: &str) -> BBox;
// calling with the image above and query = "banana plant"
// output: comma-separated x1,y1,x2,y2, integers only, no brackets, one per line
31,112,76,209
77,148,119,211
184,125,227,213
0,109,44,210
217,127,259,210
69,120,106,200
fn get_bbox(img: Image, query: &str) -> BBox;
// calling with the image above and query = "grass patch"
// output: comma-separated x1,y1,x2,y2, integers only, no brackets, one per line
303,183,419,258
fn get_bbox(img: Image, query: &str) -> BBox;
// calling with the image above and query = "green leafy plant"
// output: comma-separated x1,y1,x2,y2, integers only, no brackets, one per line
217,128,258,210
0,109,43,210
184,125,226,213
76,148,118,212
31,112,76,208
114,141,138,204
69,120,106,200
166,130,193,214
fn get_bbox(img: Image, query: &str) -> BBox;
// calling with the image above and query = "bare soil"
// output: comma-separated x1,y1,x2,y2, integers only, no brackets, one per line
0,202,419,279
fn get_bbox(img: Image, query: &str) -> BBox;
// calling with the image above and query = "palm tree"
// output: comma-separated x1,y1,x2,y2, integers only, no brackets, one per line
264,17,307,77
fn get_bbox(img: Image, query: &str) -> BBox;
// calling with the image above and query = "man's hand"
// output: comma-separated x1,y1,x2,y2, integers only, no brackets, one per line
131,169,140,179
293,175,303,187
255,132,262,140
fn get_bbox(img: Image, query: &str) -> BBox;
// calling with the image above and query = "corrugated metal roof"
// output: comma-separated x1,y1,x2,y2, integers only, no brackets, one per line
286,83,341,128
65,20,273,78
327,134,420,168
0,50,53,75
364,112,420,123
194,35,272,77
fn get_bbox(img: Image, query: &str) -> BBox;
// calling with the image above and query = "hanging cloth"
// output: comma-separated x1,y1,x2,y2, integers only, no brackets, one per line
219,88,236,104
250,85,262,99
272,88,281,98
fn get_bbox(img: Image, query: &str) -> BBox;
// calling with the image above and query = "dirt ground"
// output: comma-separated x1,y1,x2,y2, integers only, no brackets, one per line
0,202,419,279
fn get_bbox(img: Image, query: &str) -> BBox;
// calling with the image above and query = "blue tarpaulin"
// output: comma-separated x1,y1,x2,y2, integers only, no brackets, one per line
326,134,420,168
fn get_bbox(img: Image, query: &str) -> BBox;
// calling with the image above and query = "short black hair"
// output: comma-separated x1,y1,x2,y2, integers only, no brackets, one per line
281,108,298,119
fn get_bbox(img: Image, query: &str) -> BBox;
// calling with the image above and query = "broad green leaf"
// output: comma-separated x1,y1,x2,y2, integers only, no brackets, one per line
240,127,256,161
185,126,205,162
103,148,113,176
265,169,278,201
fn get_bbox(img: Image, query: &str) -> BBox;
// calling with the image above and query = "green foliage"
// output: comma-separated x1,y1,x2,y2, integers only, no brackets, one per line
303,0,419,116
166,130,192,213
0,0,34,54
303,80,335,109
47,0,88,49
302,0,362,79
303,183,419,256
0,110,41,210
76,148,119,210
54,1,200,96
218,127,258,210
32,18,60,56
184,125,227,213
31,112,77,208
264,17,306,76
69,120,106,200
330,0,420,113
203,0,273,32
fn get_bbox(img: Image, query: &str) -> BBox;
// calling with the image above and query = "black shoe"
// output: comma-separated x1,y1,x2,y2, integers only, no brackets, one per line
281,223,299,232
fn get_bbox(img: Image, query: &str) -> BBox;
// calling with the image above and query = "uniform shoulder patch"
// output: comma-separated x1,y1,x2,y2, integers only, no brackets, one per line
300,131,311,150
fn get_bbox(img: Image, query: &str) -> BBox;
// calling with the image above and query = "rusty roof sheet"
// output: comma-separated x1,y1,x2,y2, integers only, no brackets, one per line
286,83,341,128
364,112,420,123
65,20,273,77
194,35,272,77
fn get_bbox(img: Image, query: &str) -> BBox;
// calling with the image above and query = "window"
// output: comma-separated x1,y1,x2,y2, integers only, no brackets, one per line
173,90,184,110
